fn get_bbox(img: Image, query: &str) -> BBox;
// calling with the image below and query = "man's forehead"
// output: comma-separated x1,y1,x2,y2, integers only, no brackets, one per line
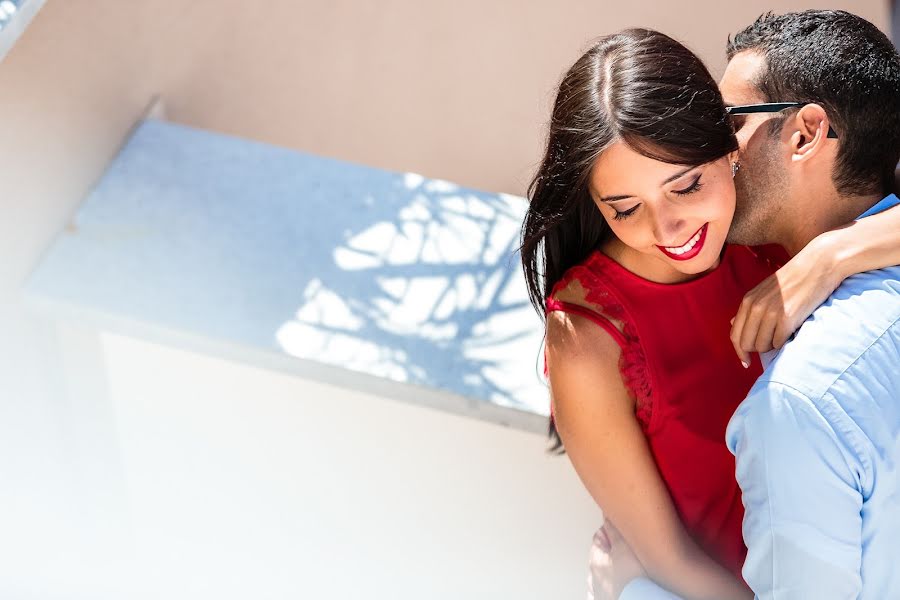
719,50,767,105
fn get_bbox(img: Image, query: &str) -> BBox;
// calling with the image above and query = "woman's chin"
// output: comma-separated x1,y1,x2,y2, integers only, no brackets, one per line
668,247,722,275
674,259,717,275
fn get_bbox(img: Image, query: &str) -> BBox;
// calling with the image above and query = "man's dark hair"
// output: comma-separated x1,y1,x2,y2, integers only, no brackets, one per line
727,10,900,195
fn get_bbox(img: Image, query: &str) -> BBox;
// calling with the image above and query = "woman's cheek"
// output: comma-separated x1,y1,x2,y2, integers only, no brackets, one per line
606,219,636,243
616,224,655,252
703,189,736,223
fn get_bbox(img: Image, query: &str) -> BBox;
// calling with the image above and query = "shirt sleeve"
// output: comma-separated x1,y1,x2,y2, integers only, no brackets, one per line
725,382,864,600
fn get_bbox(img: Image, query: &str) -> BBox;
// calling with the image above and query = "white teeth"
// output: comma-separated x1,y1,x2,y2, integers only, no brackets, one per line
665,228,703,254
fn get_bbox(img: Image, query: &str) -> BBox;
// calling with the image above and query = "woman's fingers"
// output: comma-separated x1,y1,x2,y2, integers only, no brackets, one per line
752,307,778,354
734,272,794,364
730,307,752,368
602,519,624,544
588,527,615,600
593,526,611,554
772,321,793,350
739,302,766,356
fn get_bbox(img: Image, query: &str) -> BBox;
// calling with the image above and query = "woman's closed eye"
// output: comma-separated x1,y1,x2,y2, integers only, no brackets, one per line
672,174,703,195
613,204,640,220
610,173,703,220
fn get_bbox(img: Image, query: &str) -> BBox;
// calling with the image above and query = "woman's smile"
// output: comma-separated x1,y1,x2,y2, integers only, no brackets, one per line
656,223,709,261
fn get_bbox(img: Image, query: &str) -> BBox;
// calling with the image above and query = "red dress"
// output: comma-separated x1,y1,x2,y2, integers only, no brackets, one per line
543,243,786,581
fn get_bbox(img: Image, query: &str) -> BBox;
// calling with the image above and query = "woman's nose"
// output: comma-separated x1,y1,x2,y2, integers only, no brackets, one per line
651,204,688,245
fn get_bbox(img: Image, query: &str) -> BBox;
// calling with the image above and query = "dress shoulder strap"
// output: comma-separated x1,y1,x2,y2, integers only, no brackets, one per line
545,297,628,348
542,260,654,431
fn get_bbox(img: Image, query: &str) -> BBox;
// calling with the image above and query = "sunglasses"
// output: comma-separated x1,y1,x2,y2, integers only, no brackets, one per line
725,102,839,139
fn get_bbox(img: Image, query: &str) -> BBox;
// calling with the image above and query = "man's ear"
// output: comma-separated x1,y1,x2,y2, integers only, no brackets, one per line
788,103,831,163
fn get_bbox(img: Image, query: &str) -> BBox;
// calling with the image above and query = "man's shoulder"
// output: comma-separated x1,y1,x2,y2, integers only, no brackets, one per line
830,264,900,305
725,379,821,458
762,265,900,399
728,265,900,455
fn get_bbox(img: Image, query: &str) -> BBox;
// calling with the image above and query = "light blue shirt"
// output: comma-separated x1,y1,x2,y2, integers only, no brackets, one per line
619,194,900,600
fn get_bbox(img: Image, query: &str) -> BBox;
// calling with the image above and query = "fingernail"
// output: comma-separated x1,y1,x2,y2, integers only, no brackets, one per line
741,360,750,369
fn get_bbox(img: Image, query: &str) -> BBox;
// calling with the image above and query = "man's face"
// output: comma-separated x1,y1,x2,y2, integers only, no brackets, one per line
719,51,789,246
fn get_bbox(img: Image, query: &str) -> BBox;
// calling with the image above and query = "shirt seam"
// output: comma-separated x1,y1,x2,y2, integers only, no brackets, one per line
757,312,898,399
744,381,860,599
762,416,778,600
754,313,899,473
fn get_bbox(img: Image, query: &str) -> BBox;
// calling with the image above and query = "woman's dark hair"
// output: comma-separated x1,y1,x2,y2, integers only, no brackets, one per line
519,28,738,453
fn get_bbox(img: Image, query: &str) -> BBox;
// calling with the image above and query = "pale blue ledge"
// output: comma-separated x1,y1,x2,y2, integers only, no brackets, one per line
24,119,551,432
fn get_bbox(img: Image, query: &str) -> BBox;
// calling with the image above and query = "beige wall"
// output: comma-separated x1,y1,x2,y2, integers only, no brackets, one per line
0,1,889,598
1,1,889,217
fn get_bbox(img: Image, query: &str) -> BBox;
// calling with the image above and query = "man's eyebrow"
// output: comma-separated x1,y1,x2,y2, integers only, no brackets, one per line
598,166,698,202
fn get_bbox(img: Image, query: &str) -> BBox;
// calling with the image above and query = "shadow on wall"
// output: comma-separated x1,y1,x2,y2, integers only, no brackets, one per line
275,170,544,411
25,119,549,416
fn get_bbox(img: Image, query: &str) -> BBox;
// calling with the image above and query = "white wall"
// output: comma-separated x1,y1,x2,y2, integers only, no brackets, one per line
101,333,596,599
14,325,597,599
0,1,890,598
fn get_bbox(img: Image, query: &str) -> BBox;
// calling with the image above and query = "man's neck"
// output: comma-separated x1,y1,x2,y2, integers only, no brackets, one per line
778,190,885,257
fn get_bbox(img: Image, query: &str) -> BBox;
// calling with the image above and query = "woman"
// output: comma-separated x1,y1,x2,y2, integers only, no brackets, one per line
519,29,900,599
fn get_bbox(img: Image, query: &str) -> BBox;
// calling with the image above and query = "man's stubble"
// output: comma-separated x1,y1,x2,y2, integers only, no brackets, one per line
727,134,790,247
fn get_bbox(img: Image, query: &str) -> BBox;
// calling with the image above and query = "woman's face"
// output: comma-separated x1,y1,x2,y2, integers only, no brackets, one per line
589,141,736,278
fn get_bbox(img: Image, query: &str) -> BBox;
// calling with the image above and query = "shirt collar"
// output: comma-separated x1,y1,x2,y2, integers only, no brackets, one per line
858,193,900,219
760,192,900,371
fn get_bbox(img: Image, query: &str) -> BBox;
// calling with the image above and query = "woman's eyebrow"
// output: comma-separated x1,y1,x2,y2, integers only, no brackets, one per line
599,193,633,202
661,166,697,185
598,166,698,202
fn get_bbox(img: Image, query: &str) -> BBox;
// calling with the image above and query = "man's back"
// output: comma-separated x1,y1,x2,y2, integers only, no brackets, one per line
726,265,900,599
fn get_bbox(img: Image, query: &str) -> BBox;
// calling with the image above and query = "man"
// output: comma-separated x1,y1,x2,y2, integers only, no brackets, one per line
720,10,900,599
595,10,900,599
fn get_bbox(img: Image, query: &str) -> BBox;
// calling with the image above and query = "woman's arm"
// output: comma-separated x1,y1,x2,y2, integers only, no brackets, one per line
546,311,752,600
730,202,900,365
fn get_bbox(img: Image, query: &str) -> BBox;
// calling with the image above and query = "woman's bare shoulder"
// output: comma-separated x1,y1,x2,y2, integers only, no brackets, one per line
546,276,626,359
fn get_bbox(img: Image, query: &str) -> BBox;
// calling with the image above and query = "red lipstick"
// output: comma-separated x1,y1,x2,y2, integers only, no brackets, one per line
656,223,709,261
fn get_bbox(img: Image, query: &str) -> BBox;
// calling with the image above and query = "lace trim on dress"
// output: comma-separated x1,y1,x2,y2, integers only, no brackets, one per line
543,259,654,431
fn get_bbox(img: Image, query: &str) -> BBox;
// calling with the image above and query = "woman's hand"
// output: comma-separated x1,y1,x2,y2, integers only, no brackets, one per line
588,520,647,600
730,237,841,367
732,199,900,367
